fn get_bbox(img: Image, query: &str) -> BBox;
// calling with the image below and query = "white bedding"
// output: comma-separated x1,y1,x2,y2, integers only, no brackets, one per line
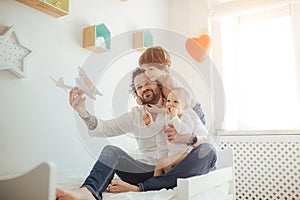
56,175,177,200
56,175,230,200
55,148,234,200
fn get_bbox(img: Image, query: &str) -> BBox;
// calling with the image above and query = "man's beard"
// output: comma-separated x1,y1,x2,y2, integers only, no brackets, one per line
141,88,161,104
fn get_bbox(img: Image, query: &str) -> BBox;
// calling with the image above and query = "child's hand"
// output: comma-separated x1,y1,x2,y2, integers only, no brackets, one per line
142,113,151,127
167,107,178,119
136,96,144,105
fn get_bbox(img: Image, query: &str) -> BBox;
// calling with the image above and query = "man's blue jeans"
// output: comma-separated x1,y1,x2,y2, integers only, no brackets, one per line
81,143,217,200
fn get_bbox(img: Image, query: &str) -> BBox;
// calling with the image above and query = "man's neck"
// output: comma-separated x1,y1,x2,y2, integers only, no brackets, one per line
146,96,164,121
156,95,164,107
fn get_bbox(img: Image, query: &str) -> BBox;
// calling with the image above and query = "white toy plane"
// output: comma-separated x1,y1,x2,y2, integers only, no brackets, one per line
50,67,102,100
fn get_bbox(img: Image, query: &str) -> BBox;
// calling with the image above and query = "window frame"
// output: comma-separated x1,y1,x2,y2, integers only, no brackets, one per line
210,1,300,135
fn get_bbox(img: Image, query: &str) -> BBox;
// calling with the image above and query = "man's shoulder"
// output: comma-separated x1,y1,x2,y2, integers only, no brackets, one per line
116,106,143,122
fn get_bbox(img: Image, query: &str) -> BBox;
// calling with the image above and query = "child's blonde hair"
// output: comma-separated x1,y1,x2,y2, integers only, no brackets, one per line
139,46,171,68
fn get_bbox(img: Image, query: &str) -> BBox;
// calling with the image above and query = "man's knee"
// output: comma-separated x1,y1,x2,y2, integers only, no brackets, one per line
99,145,123,162
190,143,217,170
102,145,122,154
194,143,217,160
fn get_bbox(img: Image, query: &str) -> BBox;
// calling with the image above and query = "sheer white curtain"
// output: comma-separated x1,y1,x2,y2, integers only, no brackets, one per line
210,0,300,131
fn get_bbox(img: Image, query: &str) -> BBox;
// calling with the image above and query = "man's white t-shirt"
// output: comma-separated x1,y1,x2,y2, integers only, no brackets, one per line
88,106,209,165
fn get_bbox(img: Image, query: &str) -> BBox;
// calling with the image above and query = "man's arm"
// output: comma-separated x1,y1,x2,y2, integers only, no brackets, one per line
80,112,98,130
164,124,206,148
70,87,98,130
69,87,132,137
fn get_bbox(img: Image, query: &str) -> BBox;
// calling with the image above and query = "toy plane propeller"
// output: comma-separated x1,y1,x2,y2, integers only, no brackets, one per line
50,66,102,100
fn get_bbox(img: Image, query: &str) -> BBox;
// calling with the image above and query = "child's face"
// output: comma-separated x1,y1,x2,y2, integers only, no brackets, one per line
166,92,181,113
143,65,167,81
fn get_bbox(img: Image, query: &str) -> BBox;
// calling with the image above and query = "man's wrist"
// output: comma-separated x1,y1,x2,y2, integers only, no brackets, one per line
191,136,206,148
79,111,98,130
186,133,198,146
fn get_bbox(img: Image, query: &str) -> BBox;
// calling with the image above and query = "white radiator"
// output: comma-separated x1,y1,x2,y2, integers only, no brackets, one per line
217,135,300,200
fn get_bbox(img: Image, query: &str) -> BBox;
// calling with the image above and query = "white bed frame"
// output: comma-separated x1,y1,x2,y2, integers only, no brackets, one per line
0,148,234,200
177,147,234,200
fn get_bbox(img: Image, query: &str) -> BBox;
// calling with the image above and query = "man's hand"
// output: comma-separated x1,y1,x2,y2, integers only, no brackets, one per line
69,87,88,118
164,124,205,148
164,124,192,143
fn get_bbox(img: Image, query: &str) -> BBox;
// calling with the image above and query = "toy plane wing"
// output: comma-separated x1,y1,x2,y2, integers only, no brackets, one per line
50,67,102,101
49,76,73,92
77,66,103,100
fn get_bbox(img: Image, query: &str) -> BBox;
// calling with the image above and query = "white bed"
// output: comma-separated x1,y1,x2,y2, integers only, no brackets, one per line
0,148,234,200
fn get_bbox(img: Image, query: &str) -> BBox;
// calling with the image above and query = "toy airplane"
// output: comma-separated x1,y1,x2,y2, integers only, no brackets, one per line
50,67,102,100
75,66,102,100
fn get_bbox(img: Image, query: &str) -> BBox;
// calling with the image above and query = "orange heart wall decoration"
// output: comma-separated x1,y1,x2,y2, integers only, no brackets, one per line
185,33,211,62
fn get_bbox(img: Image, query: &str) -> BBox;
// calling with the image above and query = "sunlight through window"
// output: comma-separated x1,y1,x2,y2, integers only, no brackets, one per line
220,10,300,130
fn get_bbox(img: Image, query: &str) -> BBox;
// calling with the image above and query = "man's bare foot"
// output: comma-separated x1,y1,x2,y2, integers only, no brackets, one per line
56,187,96,200
108,179,140,193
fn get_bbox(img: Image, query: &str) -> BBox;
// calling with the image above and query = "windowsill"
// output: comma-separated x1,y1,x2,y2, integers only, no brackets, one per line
217,130,300,136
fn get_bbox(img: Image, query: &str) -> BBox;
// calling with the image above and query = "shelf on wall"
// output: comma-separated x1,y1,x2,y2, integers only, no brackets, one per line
83,23,111,53
132,30,153,50
16,0,69,18
0,26,31,78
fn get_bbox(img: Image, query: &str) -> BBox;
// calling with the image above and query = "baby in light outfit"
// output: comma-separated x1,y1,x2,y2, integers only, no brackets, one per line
154,87,203,176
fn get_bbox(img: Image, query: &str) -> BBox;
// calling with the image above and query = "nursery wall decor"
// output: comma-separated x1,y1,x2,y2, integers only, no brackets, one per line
185,31,211,62
83,23,111,53
16,0,69,18
132,30,153,50
0,26,31,78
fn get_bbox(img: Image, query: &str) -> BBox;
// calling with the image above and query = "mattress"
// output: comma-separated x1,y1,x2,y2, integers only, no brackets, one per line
56,174,230,200
56,175,177,200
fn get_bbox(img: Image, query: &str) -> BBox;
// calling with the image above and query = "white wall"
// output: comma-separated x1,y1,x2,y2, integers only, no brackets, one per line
0,0,170,176
169,0,215,131
0,0,211,176
170,0,209,36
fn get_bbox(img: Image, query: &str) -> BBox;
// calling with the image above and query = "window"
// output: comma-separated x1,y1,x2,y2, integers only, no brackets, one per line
211,2,300,131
